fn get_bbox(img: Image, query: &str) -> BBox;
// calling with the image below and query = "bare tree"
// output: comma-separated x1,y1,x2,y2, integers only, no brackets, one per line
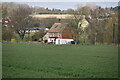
1,4,8,18
11,5,33,40
72,5,92,44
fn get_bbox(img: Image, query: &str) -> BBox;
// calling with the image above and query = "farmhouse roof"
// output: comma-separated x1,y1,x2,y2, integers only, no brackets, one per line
48,23,69,32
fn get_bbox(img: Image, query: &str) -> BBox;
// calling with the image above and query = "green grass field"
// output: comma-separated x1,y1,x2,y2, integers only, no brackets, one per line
2,43,118,78
0,43,2,79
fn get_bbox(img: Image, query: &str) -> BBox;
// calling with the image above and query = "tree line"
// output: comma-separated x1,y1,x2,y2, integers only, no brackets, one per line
1,2,119,45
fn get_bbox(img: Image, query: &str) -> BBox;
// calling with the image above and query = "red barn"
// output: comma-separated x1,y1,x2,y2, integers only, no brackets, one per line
48,23,74,44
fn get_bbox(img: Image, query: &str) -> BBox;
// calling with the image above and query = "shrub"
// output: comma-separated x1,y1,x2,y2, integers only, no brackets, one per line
44,40,48,43
2,27,15,41
32,30,45,41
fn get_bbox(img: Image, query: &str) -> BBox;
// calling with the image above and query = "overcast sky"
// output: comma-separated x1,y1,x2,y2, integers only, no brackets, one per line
14,2,117,10
1,0,119,10
1,0,120,2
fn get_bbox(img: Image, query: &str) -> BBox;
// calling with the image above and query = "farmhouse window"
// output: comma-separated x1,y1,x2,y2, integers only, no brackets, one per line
50,33,52,37
54,33,56,37
58,33,61,37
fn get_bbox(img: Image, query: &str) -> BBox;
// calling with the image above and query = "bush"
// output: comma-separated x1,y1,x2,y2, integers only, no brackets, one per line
44,40,48,43
2,27,15,41
32,30,45,41
14,34,21,42
11,38,16,42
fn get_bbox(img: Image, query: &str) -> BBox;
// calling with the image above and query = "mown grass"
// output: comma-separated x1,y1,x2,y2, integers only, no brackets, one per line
2,43,118,78
0,43,2,79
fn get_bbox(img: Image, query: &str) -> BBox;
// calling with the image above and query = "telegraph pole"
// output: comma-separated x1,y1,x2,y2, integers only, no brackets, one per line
113,24,115,45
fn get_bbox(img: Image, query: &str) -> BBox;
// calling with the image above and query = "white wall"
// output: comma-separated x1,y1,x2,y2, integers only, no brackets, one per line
48,38,56,43
48,38,74,44
56,39,74,44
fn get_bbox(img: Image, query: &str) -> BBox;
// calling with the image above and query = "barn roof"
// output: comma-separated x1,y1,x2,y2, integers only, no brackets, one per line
48,23,69,32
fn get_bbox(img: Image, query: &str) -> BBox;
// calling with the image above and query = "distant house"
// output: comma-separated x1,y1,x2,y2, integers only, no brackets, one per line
25,27,49,34
78,15,89,32
2,18,13,27
48,23,74,44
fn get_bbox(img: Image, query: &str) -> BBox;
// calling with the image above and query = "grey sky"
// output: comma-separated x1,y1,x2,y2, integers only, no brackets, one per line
16,2,118,10
1,0,119,10
1,0,120,2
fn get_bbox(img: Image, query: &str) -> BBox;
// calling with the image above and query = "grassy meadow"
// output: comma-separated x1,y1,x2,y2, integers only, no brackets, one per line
0,43,2,79
2,43,118,78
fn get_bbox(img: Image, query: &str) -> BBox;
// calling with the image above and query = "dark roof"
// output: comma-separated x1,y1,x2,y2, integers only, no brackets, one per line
25,27,46,30
48,23,69,32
